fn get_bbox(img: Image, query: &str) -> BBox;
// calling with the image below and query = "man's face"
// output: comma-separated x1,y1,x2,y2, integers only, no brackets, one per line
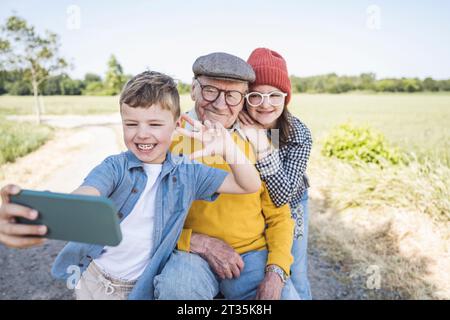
121,103,177,164
192,76,248,129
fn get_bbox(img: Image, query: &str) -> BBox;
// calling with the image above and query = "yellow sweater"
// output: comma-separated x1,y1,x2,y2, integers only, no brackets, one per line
170,129,294,275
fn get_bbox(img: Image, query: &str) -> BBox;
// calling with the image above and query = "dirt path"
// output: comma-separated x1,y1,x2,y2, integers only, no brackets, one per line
0,116,362,300
0,122,122,300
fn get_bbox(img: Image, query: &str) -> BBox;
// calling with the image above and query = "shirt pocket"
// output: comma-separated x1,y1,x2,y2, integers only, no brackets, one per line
163,172,191,223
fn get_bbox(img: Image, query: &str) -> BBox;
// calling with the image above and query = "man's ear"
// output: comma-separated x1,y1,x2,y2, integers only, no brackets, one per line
190,78,197,101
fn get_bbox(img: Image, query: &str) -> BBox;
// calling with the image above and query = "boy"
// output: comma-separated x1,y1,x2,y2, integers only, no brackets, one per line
0,70,261,300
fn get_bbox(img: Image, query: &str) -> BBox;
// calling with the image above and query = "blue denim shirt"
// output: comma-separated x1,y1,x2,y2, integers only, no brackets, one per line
51,150,228,300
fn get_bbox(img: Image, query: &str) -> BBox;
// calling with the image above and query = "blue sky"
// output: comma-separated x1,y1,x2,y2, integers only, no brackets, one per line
1,0,449,82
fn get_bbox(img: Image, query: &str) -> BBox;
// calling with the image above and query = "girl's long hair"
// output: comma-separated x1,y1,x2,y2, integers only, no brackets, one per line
276,105,293,148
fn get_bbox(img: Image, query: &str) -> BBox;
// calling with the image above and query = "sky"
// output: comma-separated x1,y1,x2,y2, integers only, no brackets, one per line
1,0,449,82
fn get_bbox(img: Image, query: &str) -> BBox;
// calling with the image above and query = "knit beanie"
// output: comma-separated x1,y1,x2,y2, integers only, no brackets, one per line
247,48,292,106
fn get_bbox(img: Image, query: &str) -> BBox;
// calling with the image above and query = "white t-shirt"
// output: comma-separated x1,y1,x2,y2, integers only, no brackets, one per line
94,163,162,281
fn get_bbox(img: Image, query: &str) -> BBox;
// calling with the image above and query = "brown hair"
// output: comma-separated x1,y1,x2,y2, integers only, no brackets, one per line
119,70,180,119
276,106,293,147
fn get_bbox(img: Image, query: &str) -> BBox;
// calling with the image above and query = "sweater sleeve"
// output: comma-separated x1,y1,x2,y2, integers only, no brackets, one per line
261,183,294,275
176,228,193,252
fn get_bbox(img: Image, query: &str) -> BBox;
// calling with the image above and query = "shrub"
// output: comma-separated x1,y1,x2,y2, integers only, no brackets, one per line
322,123,403,166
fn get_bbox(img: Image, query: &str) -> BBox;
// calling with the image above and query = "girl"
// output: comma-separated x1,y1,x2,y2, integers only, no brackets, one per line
239,48,313,299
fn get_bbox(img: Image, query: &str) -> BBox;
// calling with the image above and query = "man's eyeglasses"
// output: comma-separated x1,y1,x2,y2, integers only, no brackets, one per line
245,91,287,108
195,79,246,107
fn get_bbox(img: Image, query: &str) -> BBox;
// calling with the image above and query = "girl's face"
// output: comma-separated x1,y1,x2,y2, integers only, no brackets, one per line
246,84,285,129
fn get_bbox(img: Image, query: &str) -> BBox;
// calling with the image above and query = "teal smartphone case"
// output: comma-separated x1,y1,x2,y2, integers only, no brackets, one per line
10,189,122,246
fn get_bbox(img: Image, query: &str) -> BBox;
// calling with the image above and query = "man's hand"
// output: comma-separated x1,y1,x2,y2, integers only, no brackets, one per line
255,271,284,300
0,184,47,249
190,233,244,279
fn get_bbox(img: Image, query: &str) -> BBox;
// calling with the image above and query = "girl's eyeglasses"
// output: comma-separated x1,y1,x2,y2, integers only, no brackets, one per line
245,91,287,108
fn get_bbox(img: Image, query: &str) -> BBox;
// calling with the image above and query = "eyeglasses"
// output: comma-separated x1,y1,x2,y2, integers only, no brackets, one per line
195,79,246,107
245,91,287,108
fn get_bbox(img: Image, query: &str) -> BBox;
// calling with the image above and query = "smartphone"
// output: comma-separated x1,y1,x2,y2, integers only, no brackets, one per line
10,189,122,246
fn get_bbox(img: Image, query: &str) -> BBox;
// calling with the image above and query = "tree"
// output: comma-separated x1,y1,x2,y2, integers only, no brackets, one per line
0,15,67,123
104,55,126,95
84,72,102,84
423,77,439,92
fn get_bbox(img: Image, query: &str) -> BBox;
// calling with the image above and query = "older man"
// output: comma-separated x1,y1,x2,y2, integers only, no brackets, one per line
155,52,298,300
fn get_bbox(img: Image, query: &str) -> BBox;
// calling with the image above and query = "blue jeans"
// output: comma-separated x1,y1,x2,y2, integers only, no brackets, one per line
154,249,300,300
290,191,312,299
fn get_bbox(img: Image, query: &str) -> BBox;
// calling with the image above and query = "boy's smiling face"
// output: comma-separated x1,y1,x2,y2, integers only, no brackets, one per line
121,103,177,164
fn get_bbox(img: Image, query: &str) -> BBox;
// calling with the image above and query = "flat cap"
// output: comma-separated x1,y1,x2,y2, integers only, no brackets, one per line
192,52,256,83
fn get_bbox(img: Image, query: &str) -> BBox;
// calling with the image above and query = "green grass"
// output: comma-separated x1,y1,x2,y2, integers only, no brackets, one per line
288,93,450,158
0,93,449,162
0,117,53,166
1,93,448,149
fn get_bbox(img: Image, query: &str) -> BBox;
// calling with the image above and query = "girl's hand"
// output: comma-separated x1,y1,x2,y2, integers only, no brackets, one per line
176,114,234,160
238,109,256,126
238,111,273,158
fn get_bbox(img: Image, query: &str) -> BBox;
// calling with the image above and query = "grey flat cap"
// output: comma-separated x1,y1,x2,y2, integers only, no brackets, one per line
192,52,256,83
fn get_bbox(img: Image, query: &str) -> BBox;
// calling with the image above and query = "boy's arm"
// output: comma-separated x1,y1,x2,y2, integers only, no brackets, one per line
216,143,261,194
76,155,119,197
71,186,101,196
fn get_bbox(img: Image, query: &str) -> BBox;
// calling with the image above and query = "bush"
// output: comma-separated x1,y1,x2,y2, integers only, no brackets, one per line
322,123,403,166
0,119,53,165
82,81,107,95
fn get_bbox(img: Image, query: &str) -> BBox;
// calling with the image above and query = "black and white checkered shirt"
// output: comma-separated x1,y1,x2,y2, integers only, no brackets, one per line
255,115,313,209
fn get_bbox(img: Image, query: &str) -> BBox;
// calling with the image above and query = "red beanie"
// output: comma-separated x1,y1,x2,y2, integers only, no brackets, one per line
247,48,292,106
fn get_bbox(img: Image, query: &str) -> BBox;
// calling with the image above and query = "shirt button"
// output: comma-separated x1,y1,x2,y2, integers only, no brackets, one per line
118,212,124,219
172,176,177,183
131,188,138,193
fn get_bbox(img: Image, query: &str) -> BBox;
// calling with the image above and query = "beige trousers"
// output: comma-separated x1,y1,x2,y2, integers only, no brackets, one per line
75,262,137,300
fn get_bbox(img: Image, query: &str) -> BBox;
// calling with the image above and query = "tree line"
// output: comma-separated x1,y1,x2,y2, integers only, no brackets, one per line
3,70,449,96
0,55,131,96
290,73,450,94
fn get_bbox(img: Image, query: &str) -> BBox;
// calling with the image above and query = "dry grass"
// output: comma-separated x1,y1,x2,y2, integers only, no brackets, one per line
308,149,450,299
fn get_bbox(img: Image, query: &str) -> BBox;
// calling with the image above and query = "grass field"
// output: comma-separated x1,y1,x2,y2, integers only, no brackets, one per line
0,117,53,167
1,93,449,155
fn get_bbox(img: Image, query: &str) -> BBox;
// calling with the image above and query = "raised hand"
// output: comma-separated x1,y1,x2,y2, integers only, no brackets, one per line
175,114,234,160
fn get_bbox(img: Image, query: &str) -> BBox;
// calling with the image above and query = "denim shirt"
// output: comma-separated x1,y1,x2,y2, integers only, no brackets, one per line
51,150,228,300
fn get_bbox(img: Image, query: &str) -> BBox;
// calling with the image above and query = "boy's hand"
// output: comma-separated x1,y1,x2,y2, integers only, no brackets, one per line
176,114,234,160
0,184,47,249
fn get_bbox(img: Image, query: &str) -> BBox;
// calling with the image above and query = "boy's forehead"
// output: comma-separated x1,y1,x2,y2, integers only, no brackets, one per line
121,103,173,120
